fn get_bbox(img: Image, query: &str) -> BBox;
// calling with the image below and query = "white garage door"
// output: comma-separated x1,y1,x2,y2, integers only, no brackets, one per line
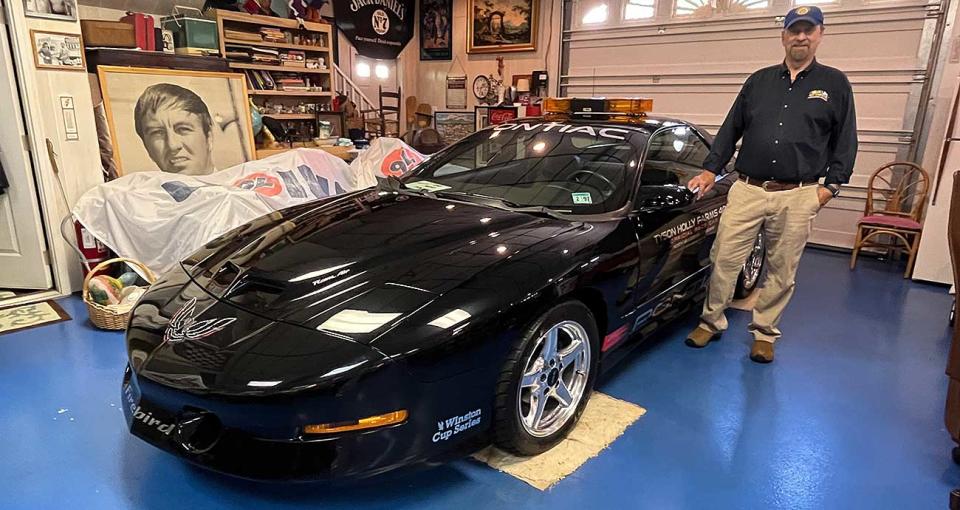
560,0,946,247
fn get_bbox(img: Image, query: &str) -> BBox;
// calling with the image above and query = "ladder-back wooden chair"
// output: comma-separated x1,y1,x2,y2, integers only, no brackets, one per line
849,161,931,278
361,85,402,138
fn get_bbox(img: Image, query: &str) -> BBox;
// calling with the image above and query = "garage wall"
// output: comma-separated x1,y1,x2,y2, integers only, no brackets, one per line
3,0,106,295
406,0,563,111
561,0,945,248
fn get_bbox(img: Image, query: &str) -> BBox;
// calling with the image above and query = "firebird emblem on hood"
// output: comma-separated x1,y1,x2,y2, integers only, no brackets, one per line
163,298,236,344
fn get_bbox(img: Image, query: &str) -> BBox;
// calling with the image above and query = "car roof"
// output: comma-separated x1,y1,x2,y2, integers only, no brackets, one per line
503,115,702,138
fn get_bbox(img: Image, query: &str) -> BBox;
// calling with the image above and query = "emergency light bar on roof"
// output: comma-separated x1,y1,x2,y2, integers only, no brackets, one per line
542,97,654,122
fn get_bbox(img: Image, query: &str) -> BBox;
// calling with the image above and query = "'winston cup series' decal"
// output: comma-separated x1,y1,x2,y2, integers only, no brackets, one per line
163,298,236,345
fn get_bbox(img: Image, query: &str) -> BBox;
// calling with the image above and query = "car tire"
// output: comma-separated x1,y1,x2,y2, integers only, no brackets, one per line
734,231,765,300
492,300,600,456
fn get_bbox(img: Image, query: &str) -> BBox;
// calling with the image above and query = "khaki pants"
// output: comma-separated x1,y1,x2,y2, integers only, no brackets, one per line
699,179,821,344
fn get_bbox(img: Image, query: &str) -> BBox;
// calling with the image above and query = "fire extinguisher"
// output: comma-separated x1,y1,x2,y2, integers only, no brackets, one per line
60,215,114,279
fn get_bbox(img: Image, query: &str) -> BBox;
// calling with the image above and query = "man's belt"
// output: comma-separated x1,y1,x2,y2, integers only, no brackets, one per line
738,174,818,191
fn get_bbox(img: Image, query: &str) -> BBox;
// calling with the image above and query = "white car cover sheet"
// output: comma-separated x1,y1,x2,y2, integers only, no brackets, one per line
73,139,425,275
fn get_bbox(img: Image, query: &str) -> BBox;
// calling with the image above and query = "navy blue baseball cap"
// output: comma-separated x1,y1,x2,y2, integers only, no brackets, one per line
784,6,824,28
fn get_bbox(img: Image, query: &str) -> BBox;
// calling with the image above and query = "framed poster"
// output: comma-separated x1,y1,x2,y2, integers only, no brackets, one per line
23,0,77,21
467,0,538,54
475,105,523,130
435,111,476,145
97,66,255,176
446,75,467,109
30,30,85,71
420,0,452,60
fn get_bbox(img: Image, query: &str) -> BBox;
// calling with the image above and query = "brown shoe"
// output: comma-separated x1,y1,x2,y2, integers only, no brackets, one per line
750,340,774,363
685,326,721,348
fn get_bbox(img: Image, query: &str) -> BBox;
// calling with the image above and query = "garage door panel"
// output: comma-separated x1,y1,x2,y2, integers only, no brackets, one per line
562,0,935,249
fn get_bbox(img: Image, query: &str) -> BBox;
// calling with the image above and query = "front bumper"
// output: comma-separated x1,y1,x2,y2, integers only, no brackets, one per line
121,364,492,481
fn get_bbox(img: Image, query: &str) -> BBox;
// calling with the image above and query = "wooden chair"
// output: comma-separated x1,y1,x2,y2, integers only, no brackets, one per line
361,85,402,138
849,161,931,278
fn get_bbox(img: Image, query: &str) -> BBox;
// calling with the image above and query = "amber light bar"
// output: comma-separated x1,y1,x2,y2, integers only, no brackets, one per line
542,97,653,116
303,410,408,434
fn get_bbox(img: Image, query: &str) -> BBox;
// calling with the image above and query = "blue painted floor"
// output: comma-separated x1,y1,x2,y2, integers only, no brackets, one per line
1,249,956,509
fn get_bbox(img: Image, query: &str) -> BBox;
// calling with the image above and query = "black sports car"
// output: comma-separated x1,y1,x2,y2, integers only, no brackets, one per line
122,98,765,480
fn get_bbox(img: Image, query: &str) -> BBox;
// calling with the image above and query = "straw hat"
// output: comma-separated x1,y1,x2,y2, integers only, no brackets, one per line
415,103,433,118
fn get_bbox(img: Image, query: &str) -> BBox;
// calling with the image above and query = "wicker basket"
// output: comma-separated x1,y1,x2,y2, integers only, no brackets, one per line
83,257,157,330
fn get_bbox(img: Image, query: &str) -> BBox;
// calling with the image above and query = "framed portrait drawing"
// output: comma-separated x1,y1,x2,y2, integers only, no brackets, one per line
434,111,476,146
30,30,85,71
97,66,255,176
420,0,452,60
467,0,538,54
23,0,77,21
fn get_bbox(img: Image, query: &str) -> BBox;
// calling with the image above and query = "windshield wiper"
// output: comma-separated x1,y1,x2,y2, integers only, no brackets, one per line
376,176,438,199
434,191,566,219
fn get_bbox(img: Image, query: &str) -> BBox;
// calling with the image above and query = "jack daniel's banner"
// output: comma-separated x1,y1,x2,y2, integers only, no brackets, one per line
333,0,415,59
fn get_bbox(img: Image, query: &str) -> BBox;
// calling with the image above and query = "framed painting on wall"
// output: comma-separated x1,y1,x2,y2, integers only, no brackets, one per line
97,66,255,176
30,30,85,71
420,0,453,60
467,0,538,54
23,0,78,21
435,111,476,145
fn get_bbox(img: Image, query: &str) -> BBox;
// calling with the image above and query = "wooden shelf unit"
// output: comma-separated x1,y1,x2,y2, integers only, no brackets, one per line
215,9,337,157
262,113,316,120
249,90,332,97
223,38,330,53
228,62,331,74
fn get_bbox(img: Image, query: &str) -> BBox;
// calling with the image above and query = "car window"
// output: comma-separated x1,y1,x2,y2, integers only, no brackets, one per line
640,126,710,186
406,122,644,214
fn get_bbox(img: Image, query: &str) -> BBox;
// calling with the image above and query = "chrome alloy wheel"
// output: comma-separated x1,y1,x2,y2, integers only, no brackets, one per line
741,231,765,290
517,320,592,438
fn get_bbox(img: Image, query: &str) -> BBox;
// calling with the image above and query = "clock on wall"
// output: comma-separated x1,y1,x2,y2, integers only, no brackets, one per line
473,75,491,101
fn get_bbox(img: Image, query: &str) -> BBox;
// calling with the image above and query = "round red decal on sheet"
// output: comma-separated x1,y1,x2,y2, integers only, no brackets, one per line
234,173,284,197
381,148,424,177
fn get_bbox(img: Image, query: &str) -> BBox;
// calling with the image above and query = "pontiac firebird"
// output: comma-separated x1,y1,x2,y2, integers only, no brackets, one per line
122,102,765,480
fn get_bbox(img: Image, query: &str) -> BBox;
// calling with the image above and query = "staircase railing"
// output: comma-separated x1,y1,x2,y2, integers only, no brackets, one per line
332,62,377,114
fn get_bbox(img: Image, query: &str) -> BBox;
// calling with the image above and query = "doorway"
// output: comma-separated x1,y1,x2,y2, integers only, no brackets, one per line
0,15,55,305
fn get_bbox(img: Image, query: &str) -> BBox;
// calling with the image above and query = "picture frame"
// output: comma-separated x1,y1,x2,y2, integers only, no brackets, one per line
467,0,538,54
475,105,522,130
420,0,453,61
97,66,256,176
434,110,476,146
23,0,78,21
30,30,85,71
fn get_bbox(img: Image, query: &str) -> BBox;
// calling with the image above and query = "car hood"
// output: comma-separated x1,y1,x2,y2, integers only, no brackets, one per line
179,190,582,343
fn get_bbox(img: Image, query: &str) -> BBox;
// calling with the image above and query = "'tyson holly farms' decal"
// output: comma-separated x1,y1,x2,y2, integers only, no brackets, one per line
654,204,727,248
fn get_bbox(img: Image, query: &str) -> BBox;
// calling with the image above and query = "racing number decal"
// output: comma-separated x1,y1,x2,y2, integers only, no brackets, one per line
381,148,425,177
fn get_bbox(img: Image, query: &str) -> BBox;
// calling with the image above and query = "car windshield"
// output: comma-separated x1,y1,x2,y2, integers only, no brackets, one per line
404,121,645,215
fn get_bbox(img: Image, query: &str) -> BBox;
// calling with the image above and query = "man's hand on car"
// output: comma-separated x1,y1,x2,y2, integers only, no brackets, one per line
687,170,717,199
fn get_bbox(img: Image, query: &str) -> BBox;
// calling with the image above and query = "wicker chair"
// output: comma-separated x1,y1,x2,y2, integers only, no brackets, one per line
849,161,930,278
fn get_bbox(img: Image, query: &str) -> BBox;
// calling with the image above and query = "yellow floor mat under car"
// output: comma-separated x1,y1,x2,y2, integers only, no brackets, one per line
473,392,646,490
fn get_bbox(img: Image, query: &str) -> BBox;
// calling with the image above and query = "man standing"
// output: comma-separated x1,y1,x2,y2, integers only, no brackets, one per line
685,6,857,363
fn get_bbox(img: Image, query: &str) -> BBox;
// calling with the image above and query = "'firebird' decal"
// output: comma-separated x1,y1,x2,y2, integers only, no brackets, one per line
163,297,236,344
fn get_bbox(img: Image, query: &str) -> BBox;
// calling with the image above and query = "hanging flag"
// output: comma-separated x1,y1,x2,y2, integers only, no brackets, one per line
332,0,415,59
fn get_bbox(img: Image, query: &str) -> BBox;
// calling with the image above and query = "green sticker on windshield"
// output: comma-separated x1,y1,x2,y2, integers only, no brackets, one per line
407,180,452,192
572,192,593,205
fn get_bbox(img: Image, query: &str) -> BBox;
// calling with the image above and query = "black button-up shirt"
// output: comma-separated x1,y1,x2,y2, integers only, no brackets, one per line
702,59,857,186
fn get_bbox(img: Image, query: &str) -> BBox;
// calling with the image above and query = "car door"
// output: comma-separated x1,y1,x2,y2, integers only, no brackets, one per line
630,124,726,323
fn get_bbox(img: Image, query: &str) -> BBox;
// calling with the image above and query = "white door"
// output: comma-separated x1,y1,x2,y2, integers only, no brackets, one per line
0,12,52,290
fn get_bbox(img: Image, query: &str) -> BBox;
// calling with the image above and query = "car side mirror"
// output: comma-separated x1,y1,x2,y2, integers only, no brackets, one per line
635,185,694,212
